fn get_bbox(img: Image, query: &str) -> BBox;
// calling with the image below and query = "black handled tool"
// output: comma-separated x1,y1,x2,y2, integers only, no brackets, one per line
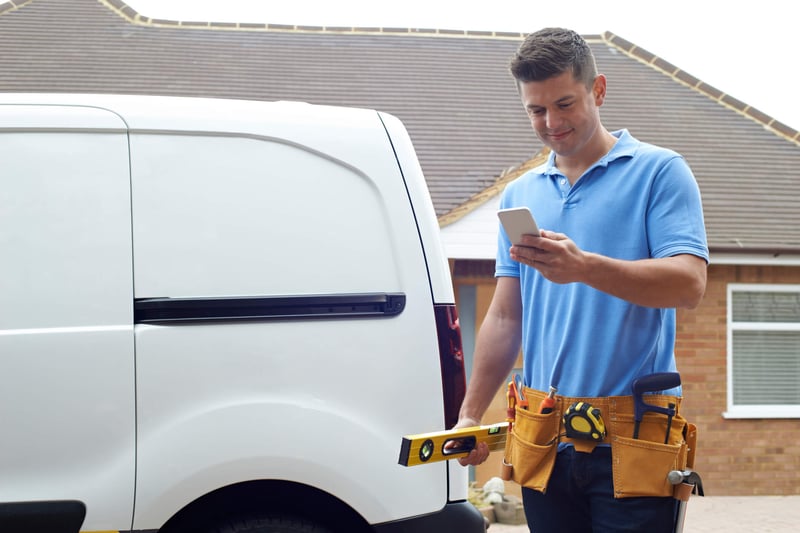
632,372,681,441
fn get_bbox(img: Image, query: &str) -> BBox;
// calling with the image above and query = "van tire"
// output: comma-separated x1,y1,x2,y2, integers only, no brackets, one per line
215,515,333,533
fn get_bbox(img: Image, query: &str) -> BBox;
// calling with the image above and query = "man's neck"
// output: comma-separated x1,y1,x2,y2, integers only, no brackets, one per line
556,129,618,184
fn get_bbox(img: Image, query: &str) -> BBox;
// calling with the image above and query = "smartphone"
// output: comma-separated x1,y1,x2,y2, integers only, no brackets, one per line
497,207,540,245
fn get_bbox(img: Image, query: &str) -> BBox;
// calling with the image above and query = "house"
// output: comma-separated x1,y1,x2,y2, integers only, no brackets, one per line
2,0,799,496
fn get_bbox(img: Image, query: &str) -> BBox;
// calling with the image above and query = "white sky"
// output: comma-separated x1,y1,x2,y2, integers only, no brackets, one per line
125,0,800,131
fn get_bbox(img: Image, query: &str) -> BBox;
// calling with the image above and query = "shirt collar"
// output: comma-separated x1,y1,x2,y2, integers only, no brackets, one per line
543,129,637,176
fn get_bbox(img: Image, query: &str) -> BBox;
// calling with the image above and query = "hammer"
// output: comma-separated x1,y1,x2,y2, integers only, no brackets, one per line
632,372,681,442
668,469,705,533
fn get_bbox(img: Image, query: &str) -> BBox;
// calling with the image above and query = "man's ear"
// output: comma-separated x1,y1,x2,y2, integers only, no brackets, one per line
592,74,607,106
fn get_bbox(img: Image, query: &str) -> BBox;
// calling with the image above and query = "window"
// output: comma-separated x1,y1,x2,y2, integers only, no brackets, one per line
726,284,800,418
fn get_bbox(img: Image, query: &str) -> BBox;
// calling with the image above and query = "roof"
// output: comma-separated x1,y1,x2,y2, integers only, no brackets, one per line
2,0,799,255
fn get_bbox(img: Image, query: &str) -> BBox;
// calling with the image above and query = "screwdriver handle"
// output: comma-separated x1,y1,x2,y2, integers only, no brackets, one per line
506,381,516,430
538,386,558,414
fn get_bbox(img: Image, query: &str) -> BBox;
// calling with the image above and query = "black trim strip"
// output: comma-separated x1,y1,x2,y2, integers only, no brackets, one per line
0,500,86,533
134,293,406,324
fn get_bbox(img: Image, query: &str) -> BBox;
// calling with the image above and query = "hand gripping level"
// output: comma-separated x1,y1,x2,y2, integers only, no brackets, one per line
398,422,509,467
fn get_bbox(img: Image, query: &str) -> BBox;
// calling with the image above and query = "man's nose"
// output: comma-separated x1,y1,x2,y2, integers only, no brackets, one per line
545,110,562,129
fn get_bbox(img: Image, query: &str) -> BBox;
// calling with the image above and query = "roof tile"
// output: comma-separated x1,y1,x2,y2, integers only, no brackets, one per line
1,0,798,253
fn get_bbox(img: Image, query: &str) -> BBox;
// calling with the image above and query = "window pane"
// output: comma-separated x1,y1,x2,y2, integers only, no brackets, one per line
732,291,800,323
732,331,800,405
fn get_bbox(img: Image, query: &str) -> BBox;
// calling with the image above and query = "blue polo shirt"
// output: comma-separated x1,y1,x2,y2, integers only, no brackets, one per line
496,130,708,397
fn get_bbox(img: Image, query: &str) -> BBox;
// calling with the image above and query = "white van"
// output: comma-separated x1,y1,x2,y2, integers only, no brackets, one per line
0,94,483,533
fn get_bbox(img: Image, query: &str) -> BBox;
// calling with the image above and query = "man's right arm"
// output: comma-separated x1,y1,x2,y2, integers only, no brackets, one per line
456,276,523,466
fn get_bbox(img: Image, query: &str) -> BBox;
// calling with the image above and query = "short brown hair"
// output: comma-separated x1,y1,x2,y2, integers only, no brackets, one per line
509,28,598,88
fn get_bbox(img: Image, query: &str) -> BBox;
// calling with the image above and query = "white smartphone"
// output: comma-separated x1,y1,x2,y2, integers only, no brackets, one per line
497,207,540,245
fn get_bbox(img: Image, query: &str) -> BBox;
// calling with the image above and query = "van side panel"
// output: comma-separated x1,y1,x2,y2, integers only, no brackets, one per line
129,133,401,297
129,112,449,528
0,107,135,530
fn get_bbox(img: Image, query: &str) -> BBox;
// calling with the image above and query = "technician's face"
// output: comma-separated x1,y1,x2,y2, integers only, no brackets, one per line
520,71,606,159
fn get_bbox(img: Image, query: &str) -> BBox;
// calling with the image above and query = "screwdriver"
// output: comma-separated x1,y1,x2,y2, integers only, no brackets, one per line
506,380,517,432
538,386,558,414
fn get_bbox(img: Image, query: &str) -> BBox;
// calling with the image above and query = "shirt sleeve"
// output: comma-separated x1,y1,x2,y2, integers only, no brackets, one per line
646,156,710,262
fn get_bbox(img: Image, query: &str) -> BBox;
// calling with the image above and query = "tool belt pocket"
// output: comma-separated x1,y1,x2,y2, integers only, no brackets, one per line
610,413,688,498
507,407,559,492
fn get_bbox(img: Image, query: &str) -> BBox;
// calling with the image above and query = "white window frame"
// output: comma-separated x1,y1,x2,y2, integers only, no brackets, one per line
725,283,800,419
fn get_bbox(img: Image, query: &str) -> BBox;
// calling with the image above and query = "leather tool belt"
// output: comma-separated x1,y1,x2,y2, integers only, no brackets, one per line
503,386,697,498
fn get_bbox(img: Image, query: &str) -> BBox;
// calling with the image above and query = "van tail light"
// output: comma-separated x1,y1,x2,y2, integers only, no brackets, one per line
434,304,466,429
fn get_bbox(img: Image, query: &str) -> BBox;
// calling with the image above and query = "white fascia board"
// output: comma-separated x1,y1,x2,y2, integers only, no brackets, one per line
440,195,501,260
709,253,800,266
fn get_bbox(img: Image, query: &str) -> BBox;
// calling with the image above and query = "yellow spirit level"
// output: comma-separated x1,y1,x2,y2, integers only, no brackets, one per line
398,422,509,467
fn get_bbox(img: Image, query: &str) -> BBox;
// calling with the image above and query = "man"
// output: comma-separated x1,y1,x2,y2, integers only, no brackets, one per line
455,28,708,532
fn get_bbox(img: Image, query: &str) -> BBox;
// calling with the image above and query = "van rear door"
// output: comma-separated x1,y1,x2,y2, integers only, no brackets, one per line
0,104,135,530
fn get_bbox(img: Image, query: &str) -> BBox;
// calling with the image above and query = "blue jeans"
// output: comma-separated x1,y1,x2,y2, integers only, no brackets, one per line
522,446,677,533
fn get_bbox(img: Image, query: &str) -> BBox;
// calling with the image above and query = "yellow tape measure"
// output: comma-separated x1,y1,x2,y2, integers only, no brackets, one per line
398,422,509,467
563,401,606,441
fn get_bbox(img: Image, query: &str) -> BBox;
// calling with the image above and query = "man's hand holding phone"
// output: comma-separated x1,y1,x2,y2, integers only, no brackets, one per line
499,207,589,284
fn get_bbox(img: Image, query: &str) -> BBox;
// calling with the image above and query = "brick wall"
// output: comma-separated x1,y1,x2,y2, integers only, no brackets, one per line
678,264,800,496
456,261,800,496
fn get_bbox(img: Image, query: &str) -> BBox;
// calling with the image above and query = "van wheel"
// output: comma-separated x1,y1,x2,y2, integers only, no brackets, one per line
215,515,333,533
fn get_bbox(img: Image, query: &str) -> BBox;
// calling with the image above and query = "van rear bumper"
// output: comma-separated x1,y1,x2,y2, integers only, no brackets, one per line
372,501,485,533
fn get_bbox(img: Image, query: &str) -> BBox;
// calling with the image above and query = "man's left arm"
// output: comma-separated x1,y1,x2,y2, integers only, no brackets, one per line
511,235,707,309
513,154,708,309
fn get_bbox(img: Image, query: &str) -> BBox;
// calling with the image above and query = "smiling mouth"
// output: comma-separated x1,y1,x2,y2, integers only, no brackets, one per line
549,130,572,140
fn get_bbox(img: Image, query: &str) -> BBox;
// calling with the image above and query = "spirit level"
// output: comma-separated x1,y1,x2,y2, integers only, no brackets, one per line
398,422,509,467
